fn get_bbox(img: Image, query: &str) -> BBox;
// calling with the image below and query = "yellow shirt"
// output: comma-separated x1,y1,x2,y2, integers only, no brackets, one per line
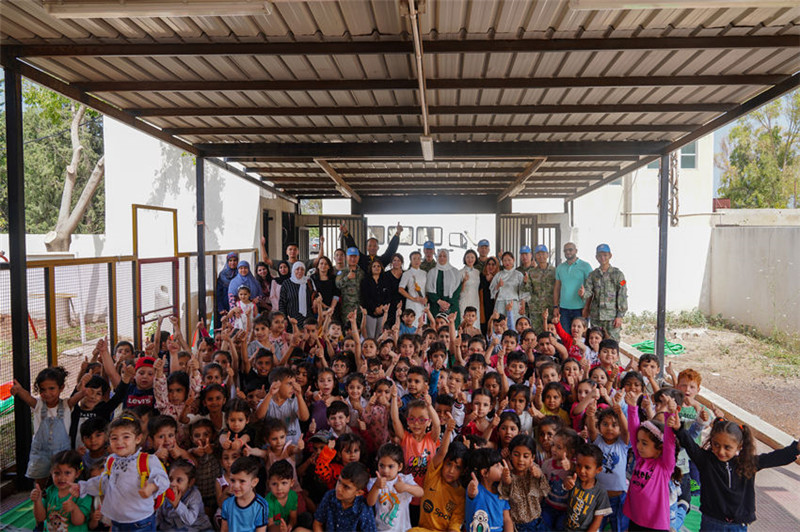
541,405,571,426
411,459,465,532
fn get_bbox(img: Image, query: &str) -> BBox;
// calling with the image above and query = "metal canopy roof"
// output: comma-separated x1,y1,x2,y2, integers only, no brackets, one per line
1,0,799,202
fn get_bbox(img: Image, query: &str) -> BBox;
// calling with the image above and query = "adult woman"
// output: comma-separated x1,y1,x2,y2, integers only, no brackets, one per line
254,261,272,313
398,251,428,323
311,255,339,314
279,261,315,328
227,260,262,310
479,256,499,334
385,253,405,327
426,249,462,324
460,249,480,319
269,260,291,313
490,251,529,331
215,252,238,317
361,259,392,339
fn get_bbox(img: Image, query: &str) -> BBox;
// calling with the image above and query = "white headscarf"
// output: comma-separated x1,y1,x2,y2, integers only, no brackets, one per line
290,261,310,316
425,249,461,298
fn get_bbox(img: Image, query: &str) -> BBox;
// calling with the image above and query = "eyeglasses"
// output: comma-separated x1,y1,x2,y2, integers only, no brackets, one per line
395,367,409,373
407,417,429,424
367,369,382,375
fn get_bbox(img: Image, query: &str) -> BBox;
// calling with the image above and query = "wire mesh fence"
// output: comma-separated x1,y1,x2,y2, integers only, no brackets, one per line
0,267,13,471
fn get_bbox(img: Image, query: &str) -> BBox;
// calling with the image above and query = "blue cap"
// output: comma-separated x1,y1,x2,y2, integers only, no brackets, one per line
534,244,548,253
478,239,490,247
596,243,611,253
346,247,360,256
519,245,532,254
423,241,435,250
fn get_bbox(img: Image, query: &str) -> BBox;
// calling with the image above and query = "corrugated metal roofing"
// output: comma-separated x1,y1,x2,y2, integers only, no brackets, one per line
1,0,799,199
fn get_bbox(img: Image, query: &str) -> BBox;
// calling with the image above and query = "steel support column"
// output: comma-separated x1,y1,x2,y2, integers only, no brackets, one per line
655,155,670,377
196,156,207,324
5,66,33,489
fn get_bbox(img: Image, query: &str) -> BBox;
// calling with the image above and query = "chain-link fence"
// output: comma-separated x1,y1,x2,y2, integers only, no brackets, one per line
0,265,13,471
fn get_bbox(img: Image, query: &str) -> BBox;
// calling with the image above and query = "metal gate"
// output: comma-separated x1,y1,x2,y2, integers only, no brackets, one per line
496,214,537,256
320,215,367,258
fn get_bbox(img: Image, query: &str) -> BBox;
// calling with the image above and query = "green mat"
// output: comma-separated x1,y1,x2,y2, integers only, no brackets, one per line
631,339,686,355
0,499,36,530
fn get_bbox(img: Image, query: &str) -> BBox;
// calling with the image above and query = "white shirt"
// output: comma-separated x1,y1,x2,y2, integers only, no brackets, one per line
33,398,71,435
367,473,416,532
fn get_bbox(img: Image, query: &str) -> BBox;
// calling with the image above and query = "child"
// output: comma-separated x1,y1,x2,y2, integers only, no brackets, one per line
344,373,368,428
220,398,253,450
535,416,562,465
672,412,800,530
79,417,109,471
366,443,424,532
231,285,257,331
315,433,366,490
156,459,213,531
153,358,196,419
150,415,191,468
313,462,376,532
562,444,612,531
623,391,677,531
461,388,494,438
318,400,352,441
498,435,549,531
266,459,302,532
540,382,571,426
220,456,270,532
464,447,512,532
390,392,440,494
248,418,302,493
460,306,482,337
540,427,581,531
71,412,169,530
188,418,223,514
215,446,241,518
362,379,392,450
11,367,81,484
310,368,337,432
31,450,92,531
507,384,534,435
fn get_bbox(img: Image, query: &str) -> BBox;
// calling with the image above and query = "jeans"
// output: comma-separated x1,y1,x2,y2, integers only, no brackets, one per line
601,492,629,532
515,517,542,532
559,307,583,333
540,503,566,531
700,514,748,532
111,514,156,531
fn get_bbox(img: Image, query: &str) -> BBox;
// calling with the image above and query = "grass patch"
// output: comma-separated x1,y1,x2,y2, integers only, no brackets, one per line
624,308,722,332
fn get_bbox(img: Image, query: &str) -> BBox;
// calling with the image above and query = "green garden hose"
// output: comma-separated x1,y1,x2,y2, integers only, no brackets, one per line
631,340,686,355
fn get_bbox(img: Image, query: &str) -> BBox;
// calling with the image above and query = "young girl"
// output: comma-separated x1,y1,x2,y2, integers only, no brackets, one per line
362,379,392,449
390,357,411,398
344,373,368,428
309,368,336,432
499,435,550,532
461,388,494,438
507,384,534,435
11,367,79,484
672,412,800,530
153,358,196,419
480,372,504,406
72,412,169,530
31,450,92,531
540,382,570,426
540,427,580,531
366,442,424,532
494,412,521,456
624,391,677,531
219,398,252,450
184,383,227,433
214,447,241,523
465,447,512,532
584,326,606,367
535,416,562,465
156,459,212,531
230,285,256,331
314,433,365,489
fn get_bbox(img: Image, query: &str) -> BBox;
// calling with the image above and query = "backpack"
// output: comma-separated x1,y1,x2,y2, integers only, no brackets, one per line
99,453,173,509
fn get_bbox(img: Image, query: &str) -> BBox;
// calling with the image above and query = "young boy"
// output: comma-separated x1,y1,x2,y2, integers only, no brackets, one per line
313,462,376,532
220,456,270,532
248,313,272,358
242,348,274,390
266,460,300,532
398,308,419,336
459,306,481,338
150,415,191,467
401,367,429,410
79,417,109,470
255,367,309,446
563,444,612,531
318,400,352,440
70,371,130,450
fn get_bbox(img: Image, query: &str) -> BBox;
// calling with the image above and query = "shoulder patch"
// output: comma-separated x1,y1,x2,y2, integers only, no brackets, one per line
620,280,626,286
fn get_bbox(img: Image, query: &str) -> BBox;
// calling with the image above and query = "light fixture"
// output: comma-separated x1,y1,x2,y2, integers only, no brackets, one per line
420,135,434,162
43,0,278,19
569,0,797,10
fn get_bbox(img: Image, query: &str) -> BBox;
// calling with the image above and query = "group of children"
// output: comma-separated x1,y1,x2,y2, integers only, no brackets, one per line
12,302,800,532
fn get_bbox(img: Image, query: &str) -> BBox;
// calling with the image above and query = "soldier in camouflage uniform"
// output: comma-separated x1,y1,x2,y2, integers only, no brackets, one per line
525,244,556,333
474,239,492,273
581,243,627,341
516,245,534,277
420,241,437,272
336,247,365,324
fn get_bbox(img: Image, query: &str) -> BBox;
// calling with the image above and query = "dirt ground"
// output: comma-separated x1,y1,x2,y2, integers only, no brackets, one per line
622,326,800,437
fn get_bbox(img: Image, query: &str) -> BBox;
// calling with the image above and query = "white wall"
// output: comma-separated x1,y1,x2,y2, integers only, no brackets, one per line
0,234,106,259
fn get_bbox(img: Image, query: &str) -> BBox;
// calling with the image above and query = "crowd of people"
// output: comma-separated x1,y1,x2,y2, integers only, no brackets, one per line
10,224,799,532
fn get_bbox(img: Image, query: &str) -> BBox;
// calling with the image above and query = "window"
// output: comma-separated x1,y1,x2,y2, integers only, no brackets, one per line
681,142,697,169
397,226,413,245
449,232,468,249
647,160,660,169
367,225,385,245
416,227,443,246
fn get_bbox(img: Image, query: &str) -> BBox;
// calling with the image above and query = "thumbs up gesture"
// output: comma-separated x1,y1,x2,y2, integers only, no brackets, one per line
468,472,480,498
501,459,512,485
578,284,585,298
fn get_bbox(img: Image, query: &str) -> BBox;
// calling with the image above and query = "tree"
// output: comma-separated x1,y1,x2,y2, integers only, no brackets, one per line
0,79,105,247
716,89,800,208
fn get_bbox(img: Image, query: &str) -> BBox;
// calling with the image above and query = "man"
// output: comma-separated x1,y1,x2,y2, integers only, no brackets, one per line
474,239,491,272
516,245,534,276
335,247,365,323
340,223,401,273
420,241,437,272
526,244,556,333
581,243,627,341
554,242,594,332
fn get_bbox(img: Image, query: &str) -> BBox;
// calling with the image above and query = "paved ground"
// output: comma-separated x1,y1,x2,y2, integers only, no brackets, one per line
750,440,800,531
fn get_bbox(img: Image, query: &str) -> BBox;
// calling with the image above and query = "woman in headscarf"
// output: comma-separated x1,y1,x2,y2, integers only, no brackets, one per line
279,261,315,329
254,261,273,313
269,260,291,313
479,255,499,335
490,251,529,331
215,252,238,317
426,249,462,325
459,249,481,319
227,260,262,310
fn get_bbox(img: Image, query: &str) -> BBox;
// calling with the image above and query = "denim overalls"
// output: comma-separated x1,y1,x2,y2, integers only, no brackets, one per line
26,399,71,479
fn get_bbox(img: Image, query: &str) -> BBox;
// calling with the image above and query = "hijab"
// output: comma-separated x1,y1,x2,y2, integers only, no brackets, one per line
274,260,291,285
219,252,239,283
227,260,262,300
290,261,311,316
425,249,461,298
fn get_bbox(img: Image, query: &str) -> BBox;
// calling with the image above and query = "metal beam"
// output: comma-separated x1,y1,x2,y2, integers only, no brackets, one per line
249,166,619,175
315,159,361,202
198,141,668,158
74,75,784,93
205,158,298,204
655,154,670,377
498,159,548,202
231,155,640,163
7,34,795,57
131,102,733,117
4,65,33,490
196,156,207,323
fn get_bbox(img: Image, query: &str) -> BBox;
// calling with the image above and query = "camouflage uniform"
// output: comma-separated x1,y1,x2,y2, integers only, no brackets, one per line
525,264,556,333
583,265,627,341
474,258,488,273
335,267,365,323
420,259,437,273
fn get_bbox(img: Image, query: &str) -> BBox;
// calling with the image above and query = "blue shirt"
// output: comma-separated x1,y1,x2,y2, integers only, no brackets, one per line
465,483,510,532
593,435,630,492
555,258,594,310
314,489,376,532
220,493,269,532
